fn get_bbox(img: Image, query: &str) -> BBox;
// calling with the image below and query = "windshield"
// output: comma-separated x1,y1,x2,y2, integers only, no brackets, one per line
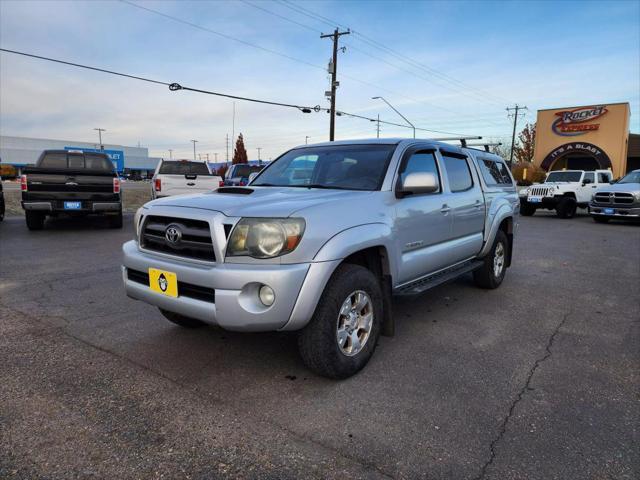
159,161,210,175
252,144,395,190
229,164,262,178
545,171,582,183
617,171,640,184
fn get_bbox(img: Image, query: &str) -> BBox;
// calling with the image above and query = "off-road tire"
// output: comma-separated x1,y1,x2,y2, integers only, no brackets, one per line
25,211,45,230
107,209,123,229
520,203,536,216
298,264,383,379
556,197,577,219
159,308,206,328
592,216,610,224
473,230,508,289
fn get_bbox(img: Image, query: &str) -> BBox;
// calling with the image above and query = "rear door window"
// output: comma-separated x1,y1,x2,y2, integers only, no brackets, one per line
479,158,513,186
442,154,473,192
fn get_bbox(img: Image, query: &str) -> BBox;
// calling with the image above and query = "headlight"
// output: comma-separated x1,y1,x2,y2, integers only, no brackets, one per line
226,218,305,259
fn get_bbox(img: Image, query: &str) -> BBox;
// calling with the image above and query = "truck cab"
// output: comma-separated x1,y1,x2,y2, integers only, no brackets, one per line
520,169,613,218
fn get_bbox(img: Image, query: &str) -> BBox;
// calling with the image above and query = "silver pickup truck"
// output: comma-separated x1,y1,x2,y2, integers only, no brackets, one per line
122,139,518,378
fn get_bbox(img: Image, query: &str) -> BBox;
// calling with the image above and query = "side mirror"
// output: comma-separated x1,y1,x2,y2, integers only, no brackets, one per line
397,172,439,198
582,178,592,185
248,172,259,184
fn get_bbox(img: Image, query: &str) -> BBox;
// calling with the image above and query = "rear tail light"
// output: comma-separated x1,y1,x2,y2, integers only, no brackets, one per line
239,181,246,186
219,180,225,188
21,175,27,191
113,177,121,193
154,178,161,192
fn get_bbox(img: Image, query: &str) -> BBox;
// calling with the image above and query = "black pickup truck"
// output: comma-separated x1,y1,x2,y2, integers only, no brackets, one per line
21,149,122,230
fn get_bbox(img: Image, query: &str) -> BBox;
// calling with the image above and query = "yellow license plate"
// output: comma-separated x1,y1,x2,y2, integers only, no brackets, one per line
148,268,178,297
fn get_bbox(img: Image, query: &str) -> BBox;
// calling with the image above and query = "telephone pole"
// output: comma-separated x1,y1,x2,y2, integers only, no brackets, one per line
168,149,173,160
190,139,198,161
93,128,106,150
225,134,229,163
376,114,380,138
506,104,527,166
305,135,310,145
214,153,218,162
257,147,262,162
321,28,350,141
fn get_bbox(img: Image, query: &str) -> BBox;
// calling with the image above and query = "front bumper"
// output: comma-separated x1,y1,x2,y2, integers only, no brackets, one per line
122,240,339,332
589,203,640,218
519,195,560,208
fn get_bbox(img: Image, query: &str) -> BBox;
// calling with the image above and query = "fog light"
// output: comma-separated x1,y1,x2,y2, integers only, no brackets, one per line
259,285,275,306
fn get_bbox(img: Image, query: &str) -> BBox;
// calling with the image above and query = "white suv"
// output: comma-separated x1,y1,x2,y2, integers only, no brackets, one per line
519,169,613,218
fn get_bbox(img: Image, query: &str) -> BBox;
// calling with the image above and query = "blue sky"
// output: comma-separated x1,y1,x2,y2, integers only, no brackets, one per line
1,0,638,160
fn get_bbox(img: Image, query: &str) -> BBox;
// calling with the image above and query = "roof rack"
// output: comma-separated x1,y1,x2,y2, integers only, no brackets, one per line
430,136,482,148
465,142,502,152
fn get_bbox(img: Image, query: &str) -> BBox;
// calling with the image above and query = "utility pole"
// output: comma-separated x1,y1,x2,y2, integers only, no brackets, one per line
225,134,229,163
168,149,173,160
232,101,236,150
321,28,350,141
93,128,106,150
205,153,209,161
214,152,218,162
506,104,528,166
376,114,380,138
257,147,261,163
190,139,198,161
305,136,310,145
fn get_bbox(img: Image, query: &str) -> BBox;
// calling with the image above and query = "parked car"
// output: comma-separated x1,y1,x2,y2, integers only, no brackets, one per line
223,163,264,186
0,181,5,221
152,159,222,199
589,169,640,223
519,169,613,218
21,150,122,230
122,139,518,378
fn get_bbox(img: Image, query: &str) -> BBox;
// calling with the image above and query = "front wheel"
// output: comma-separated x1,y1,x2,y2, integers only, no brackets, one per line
556,197,577,219
474,230,508,289
298,264,383,379
520,203,536,216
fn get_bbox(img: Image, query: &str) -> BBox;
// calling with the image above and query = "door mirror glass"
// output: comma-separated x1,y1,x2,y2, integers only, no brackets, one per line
400,172,439,196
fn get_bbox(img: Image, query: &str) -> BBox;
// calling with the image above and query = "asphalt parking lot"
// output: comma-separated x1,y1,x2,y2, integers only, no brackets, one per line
1,211,638,479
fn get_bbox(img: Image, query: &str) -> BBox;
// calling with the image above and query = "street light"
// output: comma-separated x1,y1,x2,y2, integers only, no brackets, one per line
190,140,198,160
93,128,106,150
305,135,310,144
371,97,415,138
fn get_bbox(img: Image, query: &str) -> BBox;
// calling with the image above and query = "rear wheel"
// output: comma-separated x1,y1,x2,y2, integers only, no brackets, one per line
520,203,536,216
107,209,123,229
592,215,610,224
556,197,577,219
159,309,206,328
25,211,45,230
474,230,508,289
298,264,383,379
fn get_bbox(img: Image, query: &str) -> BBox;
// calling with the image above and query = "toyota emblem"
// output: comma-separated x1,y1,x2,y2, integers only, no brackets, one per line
165,224,182,244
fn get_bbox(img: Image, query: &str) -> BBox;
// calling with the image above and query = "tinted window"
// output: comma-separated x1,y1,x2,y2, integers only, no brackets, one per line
85,154,115,171
230,164,262,178
68,154,85,169
479,159,512,185
494,161,513,185
546,171,582,182
617,171,640,184
159,161,211,175
400,151,440,193
39,153,67,168
583,172,595,183
442,155,473,192
597,172,611,183
253,145,394,191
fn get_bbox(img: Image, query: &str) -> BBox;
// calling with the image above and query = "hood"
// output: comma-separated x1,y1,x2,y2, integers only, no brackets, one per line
147,187,375,218
595,182,640,193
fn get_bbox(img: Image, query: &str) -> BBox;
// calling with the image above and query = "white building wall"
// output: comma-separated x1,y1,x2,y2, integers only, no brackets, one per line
0,135,161,169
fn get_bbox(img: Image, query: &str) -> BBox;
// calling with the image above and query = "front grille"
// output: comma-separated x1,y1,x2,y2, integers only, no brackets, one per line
529,186,551,197
593,192,635,205
140,215,215,262
127,268,215,303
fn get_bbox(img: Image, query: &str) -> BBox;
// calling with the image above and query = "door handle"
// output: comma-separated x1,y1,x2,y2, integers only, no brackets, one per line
474,200,483,209
440,204,451,214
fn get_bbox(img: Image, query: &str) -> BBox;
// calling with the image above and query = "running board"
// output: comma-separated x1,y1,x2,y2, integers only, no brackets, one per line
393,260,484,296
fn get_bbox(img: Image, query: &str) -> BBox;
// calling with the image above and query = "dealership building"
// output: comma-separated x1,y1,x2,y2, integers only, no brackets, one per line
0,135,162,176
533,102,639,178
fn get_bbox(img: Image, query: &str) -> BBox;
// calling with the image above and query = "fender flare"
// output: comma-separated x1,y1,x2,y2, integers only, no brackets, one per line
479,204,514,259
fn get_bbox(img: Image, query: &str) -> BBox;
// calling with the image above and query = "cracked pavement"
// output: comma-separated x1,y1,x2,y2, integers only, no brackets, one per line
1,212,638,479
